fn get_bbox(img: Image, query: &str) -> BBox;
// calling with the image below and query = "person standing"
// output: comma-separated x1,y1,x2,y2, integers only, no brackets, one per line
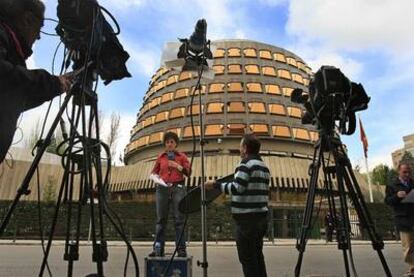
385,162,414,276
149,132,191,257
205,134,270,277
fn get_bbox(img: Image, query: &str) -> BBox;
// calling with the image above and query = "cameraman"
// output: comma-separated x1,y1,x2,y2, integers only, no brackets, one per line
0,0,73,163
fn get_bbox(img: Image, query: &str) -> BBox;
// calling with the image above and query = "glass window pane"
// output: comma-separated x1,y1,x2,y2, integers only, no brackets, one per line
149,97,161,109
228,64,242,74
262,66,277,76
259,50,272,60
169,107,185,119
167,75,179,85
310,131,319,142
207,103,224,113
155,111,168,123
297,61,307,72
265,84,281,95
183,126,201,138
228,48,241,57
286,57,297,67
245,64,260,74
303,78,310,86
213,65,225,75
273,52,286,62
187,104,203,115
143,116,155,127
161,92,174,103
287,106,302,118
214,49,225,58
292,128,310,140
278,69,291,80
227,82,243,93
205,124,224,136
149,132,164,144
179,72,192,81
272,126,291,137
250,124,269,135
292,73,304,84
282,87,293,97
209,83,225,93
166,128,181,138
248,102,266,113
191,85,206,95
243,48,257,57
175,88,189,99
269,104,286,115
246,83,262,93
227,102,245,113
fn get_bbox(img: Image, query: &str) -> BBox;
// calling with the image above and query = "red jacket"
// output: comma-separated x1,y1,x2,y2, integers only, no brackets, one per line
152,151,191,184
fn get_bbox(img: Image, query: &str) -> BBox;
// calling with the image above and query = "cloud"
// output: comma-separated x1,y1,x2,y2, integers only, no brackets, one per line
126,44,160,77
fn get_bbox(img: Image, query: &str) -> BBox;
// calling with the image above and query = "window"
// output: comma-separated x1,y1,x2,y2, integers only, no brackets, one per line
175,88,189,99
262,66,277,77
292,128,310,140
169,107,185,119
214,48,225,58
303,78,310,86
183,126,201,138
278,69,291,80
166,128,181,138
179,72,192,81
228,47,241,57
136,136,149,148
155,111,168,123
149,132,164,144
148,86,156,97
292,73,304,84
167,75,178,86
250,124,269,135
227,102,245,113
155,80,167,91
259,50,272,60
228,64,242,74
273,52,286,62
143,116,155,127
272,126,291,138
161,92,174,103
227,82,243,93
310,131,319,142
227,124,246,135
243,48,257,57
205,124,224,136
282,87,293,97
187,104,203,116
287,106,302,118
297,61,306,72
248,102,266,113
286,57,297,67
269,104,286,115
245,64,260,74
305,66,312,75
191,85,206,95
213,65,225,75
207,103,224,114
246,83,262,93
209,83,225,94
149,97,161,109
265,84,281,95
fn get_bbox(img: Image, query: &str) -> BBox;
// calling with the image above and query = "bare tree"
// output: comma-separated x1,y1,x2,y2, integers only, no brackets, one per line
25,118,42,150
106,112,121,163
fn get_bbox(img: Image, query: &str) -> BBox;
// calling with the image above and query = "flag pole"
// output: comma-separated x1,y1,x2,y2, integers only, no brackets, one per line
359,116,374,203
364,154,374,203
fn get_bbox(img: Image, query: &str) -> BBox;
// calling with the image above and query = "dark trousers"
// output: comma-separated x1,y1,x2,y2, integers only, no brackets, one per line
235,216,268,277
154,185,186,251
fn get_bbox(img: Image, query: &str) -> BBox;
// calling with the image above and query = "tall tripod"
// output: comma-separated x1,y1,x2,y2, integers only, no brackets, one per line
294,132,392,277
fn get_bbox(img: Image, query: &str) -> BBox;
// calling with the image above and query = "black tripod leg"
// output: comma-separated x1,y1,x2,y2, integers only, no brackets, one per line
295,143,323,277
0,91,74,236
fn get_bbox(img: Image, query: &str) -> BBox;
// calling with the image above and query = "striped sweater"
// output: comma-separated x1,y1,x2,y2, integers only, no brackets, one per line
218,154,270,219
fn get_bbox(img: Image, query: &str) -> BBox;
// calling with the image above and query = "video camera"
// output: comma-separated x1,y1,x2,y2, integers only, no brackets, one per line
291,66,370,135
56,0,131,85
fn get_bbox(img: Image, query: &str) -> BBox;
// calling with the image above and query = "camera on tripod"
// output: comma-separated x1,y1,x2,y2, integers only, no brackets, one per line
291,66,370,135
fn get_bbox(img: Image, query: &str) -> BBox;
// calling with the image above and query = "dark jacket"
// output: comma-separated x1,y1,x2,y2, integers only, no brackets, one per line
385,177,414,231
0,20,62,163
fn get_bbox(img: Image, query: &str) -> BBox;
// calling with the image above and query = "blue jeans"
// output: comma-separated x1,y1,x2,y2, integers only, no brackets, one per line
154,185,186,251
235,216,268,277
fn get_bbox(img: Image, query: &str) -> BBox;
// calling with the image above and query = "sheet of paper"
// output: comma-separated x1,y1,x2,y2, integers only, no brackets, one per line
149,174,168,187
402,190,414,203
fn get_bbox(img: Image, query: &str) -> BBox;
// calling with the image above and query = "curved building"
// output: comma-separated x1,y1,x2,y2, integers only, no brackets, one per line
112,39,369,204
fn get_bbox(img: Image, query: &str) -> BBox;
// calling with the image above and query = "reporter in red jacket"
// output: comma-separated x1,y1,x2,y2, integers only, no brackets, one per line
149,131,191,257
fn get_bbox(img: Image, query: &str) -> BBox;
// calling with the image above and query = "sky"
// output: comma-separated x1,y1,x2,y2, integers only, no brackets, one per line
15,0,414,170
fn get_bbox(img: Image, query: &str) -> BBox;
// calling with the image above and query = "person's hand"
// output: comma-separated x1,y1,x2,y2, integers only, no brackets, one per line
168,160,183,171
204,180,216,190
397,191,407,198
58,73,74,92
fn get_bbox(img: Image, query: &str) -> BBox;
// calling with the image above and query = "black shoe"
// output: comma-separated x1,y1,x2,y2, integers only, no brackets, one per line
177,249,187,257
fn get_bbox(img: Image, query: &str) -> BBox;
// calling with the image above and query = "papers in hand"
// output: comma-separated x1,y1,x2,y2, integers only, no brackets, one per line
402,190,414,203
150,174,168,187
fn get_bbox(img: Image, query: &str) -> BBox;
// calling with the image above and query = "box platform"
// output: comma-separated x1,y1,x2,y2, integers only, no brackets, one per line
145,255,192,277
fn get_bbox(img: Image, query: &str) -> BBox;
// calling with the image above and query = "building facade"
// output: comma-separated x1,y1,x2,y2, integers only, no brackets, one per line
392,134,414,168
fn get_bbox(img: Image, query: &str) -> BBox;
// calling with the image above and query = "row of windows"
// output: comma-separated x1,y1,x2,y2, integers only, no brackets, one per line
126,125,318,152
213,48,311,73
146,66,309,99
140,83,300,116
134,103,303,134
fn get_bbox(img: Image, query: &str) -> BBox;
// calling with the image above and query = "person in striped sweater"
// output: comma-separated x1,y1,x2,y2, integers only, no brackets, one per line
205,134,270,277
